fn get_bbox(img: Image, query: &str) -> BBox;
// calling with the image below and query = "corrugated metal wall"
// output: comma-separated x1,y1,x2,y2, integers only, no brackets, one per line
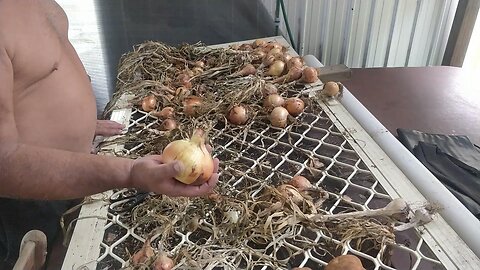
261,0,458,67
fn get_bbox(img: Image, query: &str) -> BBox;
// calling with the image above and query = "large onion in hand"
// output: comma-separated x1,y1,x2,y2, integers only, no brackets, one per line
162,129,214,185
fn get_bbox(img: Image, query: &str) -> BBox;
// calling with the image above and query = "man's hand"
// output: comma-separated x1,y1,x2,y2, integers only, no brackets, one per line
129,155,220,197
95,120,125,137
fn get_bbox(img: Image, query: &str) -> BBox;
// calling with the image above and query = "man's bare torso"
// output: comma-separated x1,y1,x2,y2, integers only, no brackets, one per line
0,0,97,153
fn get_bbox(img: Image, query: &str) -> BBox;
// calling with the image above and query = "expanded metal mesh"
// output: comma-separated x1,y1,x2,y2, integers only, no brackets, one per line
94,100,446,270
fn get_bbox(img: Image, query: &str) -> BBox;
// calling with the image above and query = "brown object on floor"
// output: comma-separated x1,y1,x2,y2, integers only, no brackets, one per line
13,230,47,270
343,66,480,146
325,254,365,270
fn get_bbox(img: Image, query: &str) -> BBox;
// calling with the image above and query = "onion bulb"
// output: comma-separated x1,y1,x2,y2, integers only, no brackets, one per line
262,83,278,96
252,50,266,63
153,252,175,270
277,184,304,204
262,54,276,66
323,81,340,97
269,106,289,128
325,255,365,270
252,39,266,48
301,67,319,83
159,119,177,131
175,73,192,89
153,107,175,119
194,60,205,69
141,95,157,112
265,42,283,52
273,66,303,84
234,64,256,77
239,43,253,51
175,86,191,98
288,175,313,191
131,238,155,265
227,105,248,125
267,60,286,76
284,97,305,116
263,94,285,110
287,57,304,70
183,96,203,116
282,53,293,63
162,129,214,185
267,47,282,58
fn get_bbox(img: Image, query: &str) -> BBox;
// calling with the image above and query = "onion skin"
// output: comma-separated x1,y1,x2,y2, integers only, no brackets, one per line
262,83,278,96
301,67,319,83
284,97,305,116
162,129,214,185
287,57,304,70
227,105,248,125
131,238,155,265
235,64,256,76
263,94,285,111
277,184,304,203
269,106,289,128
159,119,177,131
141,95,157,112
325,255,365,270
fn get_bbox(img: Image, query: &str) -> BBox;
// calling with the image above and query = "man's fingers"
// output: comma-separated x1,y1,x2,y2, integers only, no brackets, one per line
175,173,219,197
156,160,184,179
213,158,219,173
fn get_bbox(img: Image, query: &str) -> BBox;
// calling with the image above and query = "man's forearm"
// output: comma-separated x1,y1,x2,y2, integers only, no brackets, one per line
0,143,134,200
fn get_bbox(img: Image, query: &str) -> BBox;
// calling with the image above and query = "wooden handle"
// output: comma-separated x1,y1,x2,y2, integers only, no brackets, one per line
316,64,352,82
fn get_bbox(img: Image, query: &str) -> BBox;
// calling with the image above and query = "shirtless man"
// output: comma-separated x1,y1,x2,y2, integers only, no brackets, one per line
0,0,219,266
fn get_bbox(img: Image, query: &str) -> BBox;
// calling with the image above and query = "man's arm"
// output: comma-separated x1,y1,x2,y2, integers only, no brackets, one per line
0,47,218,200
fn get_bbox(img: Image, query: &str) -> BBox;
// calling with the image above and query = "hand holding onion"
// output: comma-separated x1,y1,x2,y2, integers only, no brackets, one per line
128,134,220,197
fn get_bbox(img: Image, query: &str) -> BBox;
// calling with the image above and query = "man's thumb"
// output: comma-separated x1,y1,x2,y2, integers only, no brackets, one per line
164,161,183,178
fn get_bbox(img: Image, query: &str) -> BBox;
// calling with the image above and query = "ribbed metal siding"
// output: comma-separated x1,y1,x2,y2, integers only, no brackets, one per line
261,0,458,67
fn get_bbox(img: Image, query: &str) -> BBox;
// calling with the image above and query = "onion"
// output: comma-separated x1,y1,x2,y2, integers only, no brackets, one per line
252,50,266,63
153,252,175,270
284,97,305,116
267,60,286,76
252,39,266,48
229,44,240,50
277,184,304,204
162,129,214,185
131,238,155,265
301,67,319,83
192,67,204,76
176,73,192,89
194,60,205,69
153,107,175,119
183,96,203,116
227,105,248,125
288,175,313,191
239,43,253,51
262,54,276,66
267,47,282,58
141,95,157,112
282,53,293,63
159,119,177,131
323,81,340,97
269,106,289,128
234,64,256,77
263,94,285,110
265,42,283,52
273,66,303,84
287,57,304,70
175,86,191,98
262,83,278,96
325,255,365,270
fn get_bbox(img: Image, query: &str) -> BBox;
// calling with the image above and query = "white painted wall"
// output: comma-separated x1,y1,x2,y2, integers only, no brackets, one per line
261,0,459,67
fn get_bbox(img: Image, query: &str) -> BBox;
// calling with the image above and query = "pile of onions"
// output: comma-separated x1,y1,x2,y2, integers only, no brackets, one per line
263,94,285,111
270,106,289,128
183,96,203,116
141,95,157,112
227,105,248,125
284,97,305,116
161,129,214,185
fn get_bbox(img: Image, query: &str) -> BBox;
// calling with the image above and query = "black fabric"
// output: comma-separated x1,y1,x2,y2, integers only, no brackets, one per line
397,129,480,218
0,199,74,268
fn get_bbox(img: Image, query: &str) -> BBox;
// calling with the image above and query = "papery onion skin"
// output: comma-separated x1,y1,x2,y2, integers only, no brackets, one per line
270,106,289,128
263,94,285,110
284,97,305,116
141,95,157,112
288,175,313,191
162,129,214,185
227,105,248,125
